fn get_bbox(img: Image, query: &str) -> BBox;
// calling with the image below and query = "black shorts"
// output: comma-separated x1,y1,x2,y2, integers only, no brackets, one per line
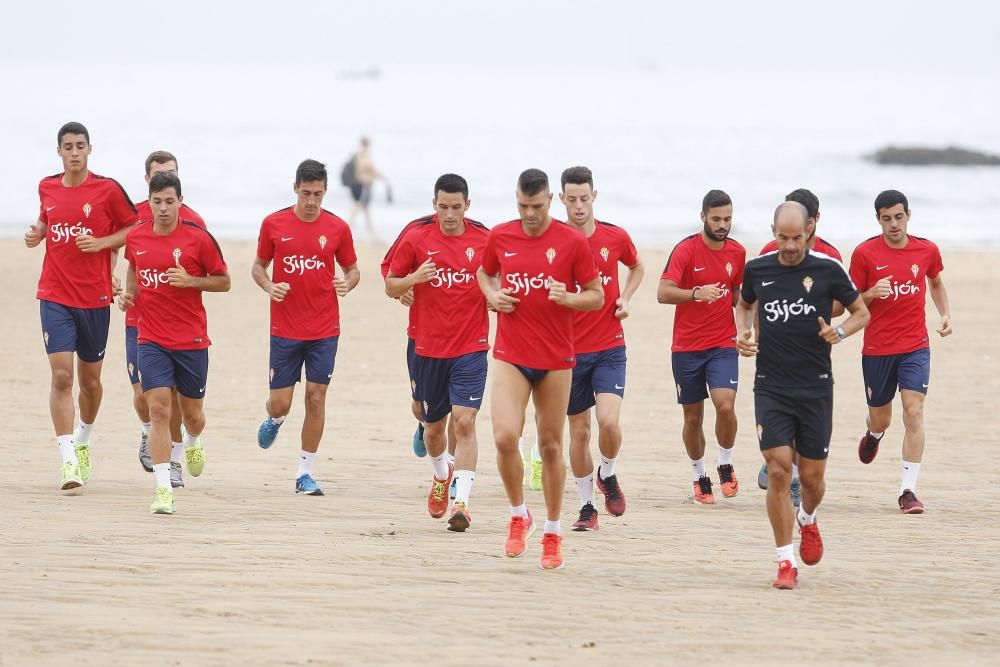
754,386,833,460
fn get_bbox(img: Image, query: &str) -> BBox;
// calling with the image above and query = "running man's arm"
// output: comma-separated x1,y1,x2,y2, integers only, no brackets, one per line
251,256,290,302
657,279,724,305
476,267,519,313
928,274,953,337
549,276,603,311
76,223,137,253
615,260,645,319
336,262,361,297
818,295,869,344
24,220,46,248
734,297,757,356
119,263,138,311
168,267,230,292
385,258,436,298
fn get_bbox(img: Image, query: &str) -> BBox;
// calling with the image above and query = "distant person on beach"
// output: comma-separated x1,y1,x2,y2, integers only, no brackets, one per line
253,160,360,496
385,173,489,531
119,172,230,514
477,168,603,570
657,190,745,505
735,201,869,589
559,166,644,531
25,121,139,491
850,189,952,514
345,137,391,241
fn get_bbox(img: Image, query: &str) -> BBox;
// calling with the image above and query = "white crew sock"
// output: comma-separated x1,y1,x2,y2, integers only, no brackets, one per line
271,415,286,425
543,519,561,535
74,421,94,445
869,430,884,439
901,461,921,493
183,429,201,448
141,421,151,436
690,456,706,481
575,474,595,507
297,450,316,478
599,455,617,479
797,506,817,526
454,470,475,504
57,434,77,464
531,444,542,462
718,445,733,466
446,452,455,467
776,544,797,568
152,463,171,488
170,443,184,464
430,452,450,481
792,463,800,482
510,503,528,518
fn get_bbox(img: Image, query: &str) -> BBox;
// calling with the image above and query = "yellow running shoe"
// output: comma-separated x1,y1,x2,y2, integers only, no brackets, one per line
150,486,176,514
184,438,205,477
60,462,83,490
530,457,544,492
75,444,91,484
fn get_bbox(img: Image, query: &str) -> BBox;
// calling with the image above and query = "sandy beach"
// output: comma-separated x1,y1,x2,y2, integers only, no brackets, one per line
2,238,998,666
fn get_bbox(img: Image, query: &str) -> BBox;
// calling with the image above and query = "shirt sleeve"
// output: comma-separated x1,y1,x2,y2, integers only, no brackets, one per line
758,241,775,257
740,263,757,304
619,229,639,267
481,229,500,276
848,245,869,290
572,234,599,285
927,244,944,279
37,182,48,224
732,250,746,290
199,230,228,276
123,230,135,266
660,241,689,283
388,235,417,277
255,219,274,263
106,179,140,231
335,224,358,268
382,222,414,278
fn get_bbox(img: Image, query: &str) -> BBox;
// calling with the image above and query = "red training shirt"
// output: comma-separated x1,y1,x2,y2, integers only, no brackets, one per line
572,221,639,354
382,216,431,339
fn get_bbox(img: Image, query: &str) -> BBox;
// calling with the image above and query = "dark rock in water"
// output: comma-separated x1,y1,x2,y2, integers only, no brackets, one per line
868,145,1000,166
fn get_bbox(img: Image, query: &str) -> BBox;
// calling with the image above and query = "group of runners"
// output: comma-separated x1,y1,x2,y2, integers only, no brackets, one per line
26,122,952,586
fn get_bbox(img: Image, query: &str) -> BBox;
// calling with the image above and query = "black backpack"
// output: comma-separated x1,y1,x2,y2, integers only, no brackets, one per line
340,157,356,187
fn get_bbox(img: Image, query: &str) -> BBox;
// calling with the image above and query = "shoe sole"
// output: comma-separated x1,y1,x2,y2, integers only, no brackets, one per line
297,489,325,496
539,559,566,570
692,497,716,505
60,480,83,490
572,524,598,531
447,512,471,532
772,580,799,590
140,462,153,473
722,486,740,498
504,522,536,557
171,482,185,489
151,507,176,515
901,506,925,514
858,438,879,464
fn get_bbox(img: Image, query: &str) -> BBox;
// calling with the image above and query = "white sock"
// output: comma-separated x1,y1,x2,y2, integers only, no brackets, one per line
792,463,800,482
776,544,797,568
183,429,201,448
797,506,817,526
57,434,77,464
153,463,171,488
869,430,884,439
170,443,184,464
575,474,595,507
74,421,94,445
543,519,561,535
271,415,286,425
690,456,706,481
901,460,921,493
510,503,528,518
141,421,151,436
718,445,733,466
531,444,542,462
297,450,315,478
599,455,616,478
430,452,450,480
454,470,474,504
446,451,456,466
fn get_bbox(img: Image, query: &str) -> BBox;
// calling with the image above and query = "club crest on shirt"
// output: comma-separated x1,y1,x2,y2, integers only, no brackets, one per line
911,263,918,278
802,276,814,293
466,247,475,262
82,203,92,218
600,246,609,262
172,248,182,263
319,235,327,250
545,247,556,264
726,262,733,276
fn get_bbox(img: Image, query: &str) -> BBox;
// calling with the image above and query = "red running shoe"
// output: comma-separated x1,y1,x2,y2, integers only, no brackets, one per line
898,489,925,514
772,560,799,589
596,471,627,516
572,502,599,531
692,476,716,505
858,430,882,464
427,464,453,519
717,464,740,498
504,511,535,557
539,533,565,570
799,522,824,566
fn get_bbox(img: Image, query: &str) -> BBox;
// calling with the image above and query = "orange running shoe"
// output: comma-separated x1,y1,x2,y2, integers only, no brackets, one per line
798,522,824,565
504,511,535,557
447,501,472,532
427,464,454,519
772,560,799,589
539,533,565,570
717,464,740,498
692,476,716,505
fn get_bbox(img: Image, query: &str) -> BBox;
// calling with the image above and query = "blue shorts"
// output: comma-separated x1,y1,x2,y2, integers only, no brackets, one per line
138,342,208,399
40,300,109,363
414,351,488,423
269,336,339,390
125,326,140,384
514,364,550,384
406,337,417,399
671,347,739,404
568,346,627,416
862,348,930,407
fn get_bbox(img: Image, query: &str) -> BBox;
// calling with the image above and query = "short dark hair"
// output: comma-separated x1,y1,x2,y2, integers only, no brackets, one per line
785,188,819,219
434,173,469,200
702,189,732,213
517,168,549,197
295,159,328,186
145,150,178,176
149,171,182,198
58,122,89,145
560,166,593,191
874,189,909,214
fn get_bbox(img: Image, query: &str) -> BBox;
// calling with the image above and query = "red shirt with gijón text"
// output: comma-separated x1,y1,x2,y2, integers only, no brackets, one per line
661,234,746,352
760,236,841,261
389,217,490,359
481,219,599,370
256,207,357,341
124,221,227,350
382,216,430,339
37,172,139,309
849,234,943,356
573,221,639,354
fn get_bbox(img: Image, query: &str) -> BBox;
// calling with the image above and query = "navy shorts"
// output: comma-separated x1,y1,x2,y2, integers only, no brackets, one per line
862,348,930,407
40,300,109,363
514,364,550,384
138,342,208,399
269,335,339,390
754,387,833,460
568,346,627,416
671,347,738,404
406,337,417,399
414,351,488,423
125,326,140,384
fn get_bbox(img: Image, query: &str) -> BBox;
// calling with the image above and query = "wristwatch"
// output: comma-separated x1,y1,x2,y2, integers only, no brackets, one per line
835,325,846,341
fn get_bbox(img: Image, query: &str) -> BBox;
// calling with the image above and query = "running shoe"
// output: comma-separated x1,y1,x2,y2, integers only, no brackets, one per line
596,471,627,516
772,560,799,590
184,438,205,477
257,416,282,450
717,464,740,498
692,475,715,505
529,457,544,491
447,501,471,532
798,521,824,565
858,430,882,464
150,486,176,514
75,444,91,484
572,502,599,531
539,533,565,570
60,462,83,490
898,489,925,514
757,462,769,490
449,477,457,501
295,474,325,496
790,479,802,508
170,461,185,489
138,431,153,472
504,511,535,557
412,423,427,458
427,465,454,519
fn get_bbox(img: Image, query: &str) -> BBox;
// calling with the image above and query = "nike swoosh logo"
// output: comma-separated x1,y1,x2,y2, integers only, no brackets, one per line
876,265,889,270
470,396,481,401
762,281,775,286
281,236,294,242
729,379,738,384
135,250,148,255
46,205,56,211
614,385,624,390
427,250,441,255
693,267,706,272
98,350,105,357
328,373,333,378
504,251,517,257
922,383,929,388
199,386,206,392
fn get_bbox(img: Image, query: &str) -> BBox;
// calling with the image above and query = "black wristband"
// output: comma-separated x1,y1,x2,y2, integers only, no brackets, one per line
691,287,698,302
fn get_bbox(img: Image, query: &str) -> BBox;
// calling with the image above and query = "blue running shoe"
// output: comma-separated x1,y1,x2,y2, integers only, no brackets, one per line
449,476,457,501
791,479,802,508
295,474,325,496
258,417,282,449
412,423,427,458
